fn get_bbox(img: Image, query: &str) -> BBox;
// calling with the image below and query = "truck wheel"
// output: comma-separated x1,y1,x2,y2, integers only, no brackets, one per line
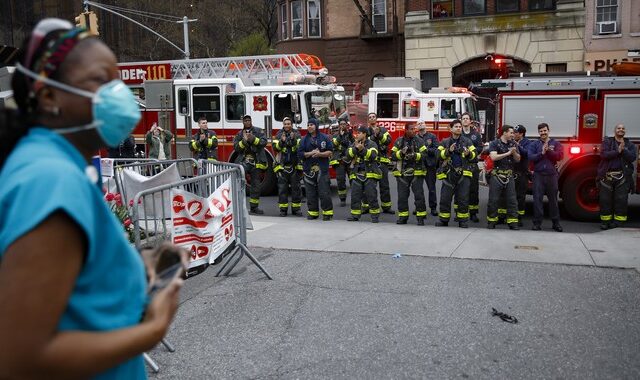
561,166,600,221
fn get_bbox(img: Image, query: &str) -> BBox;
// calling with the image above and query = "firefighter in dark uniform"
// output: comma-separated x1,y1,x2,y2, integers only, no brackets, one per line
436,119,477,228
189,116,218,160
598,123,637,230
368,112,394,214
461,113,483,222
233,114,268,215
298,118,334,220
486,125,520,230
527,122,563,232
346,125,381,223
272,117,302,217
392,123,428,225
513,124,531,225
331,119,355,207
416,121,440,216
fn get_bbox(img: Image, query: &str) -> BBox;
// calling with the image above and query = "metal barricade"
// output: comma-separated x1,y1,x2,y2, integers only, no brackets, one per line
114,158,199,207
101,158,158,193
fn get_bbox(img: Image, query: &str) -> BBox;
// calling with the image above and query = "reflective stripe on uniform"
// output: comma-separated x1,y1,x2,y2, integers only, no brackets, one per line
398,211,409,217
351,209,362,215
439,212,451,219
497,208,506,214
518,210,525,216
308,210,320,216
469,204,480,211
614,215,627,221
381,201,392,208
256,163,268,170
457,212,470,218
322,209,334,216
292,203,302,208
249,198,260,204
506,218,519,224
463,170,472,177
600,214,612,221
370,208,381,214
416,211,427,217
278,203,289,209
487,216,499,222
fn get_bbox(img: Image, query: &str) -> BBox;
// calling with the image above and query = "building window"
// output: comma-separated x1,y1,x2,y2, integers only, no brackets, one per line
432,0,453,18
546,63,567,73
496,0,519,13
372,0,386,34
529,0,555,11
463,0,485,15
291,1,303,39
420,70,439,93
280,3,288,40
307,0,321,38
596,0,619,34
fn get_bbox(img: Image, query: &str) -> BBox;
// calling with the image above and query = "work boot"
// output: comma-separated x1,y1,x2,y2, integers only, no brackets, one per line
416,217,425,226
532,224,542,231
383,208,395,215
487,222,496,230
322,215,332,221
459,221,468,228
435,220,448,227
600,222,610,230
371,215,379,223
340,199,346,207
508,223,520,231
307,215,318,220
347,215,360,222
279,210,287,217
518,220,524,227
362,208,369,215
430,209,439,217
552,223,563,232
470,214,479,223
496,217,505,225
396,217,408,225
292,209,302,217
250,207,264,215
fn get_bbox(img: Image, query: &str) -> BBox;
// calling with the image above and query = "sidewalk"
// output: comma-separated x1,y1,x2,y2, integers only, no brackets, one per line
247,216,640,272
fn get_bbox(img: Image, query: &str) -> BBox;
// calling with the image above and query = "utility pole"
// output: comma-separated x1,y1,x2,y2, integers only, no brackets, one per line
83,0,197,59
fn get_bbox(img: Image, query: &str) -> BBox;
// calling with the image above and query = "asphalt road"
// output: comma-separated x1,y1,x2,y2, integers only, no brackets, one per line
149,248,640,379
250,176,640,234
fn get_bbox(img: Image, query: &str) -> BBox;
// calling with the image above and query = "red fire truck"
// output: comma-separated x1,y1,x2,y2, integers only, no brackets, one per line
480,73,640,221
365,77,480,142
116,54,348,194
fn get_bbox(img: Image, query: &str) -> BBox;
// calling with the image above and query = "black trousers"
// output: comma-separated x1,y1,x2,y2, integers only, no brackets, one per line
378,163,392,210
468,165,480,215
304,171,333,217
335,162,350,201
277,169,302,212
487,175,518,225
350,176,379,217
424,167,438,211
532,172,559,225
397,175,426,219
515,171,529,218
599,174,630,223
439,173,470,222
244,164,263,209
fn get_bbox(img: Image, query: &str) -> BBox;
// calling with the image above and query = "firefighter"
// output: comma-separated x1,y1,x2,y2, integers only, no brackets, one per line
189,116,218,161
486,125,520,230
513,124,531,225
460,113,483,222
392,123,428,225
346,125,381,223
367,112,394,214
233,114,268,215
598,123,637,230
435,119,477,228
272,117,303,217
298,118,334,220
416,120,440,216
527,122,563,232
331,119,355,207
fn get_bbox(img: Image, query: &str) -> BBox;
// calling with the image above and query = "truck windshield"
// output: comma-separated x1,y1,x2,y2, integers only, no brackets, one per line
465,97,479,121
305,90,347,124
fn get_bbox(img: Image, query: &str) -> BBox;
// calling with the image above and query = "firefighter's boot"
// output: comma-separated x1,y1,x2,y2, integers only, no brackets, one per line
371,215,379,223
416,217,425,226
396,217,408,225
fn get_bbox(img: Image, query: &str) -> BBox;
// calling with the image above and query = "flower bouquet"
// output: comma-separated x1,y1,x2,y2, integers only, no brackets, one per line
104,192,143,243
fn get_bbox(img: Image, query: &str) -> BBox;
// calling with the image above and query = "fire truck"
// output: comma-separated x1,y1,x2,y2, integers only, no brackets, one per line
365,77,480,141
480,73,640,221
117,54,348,194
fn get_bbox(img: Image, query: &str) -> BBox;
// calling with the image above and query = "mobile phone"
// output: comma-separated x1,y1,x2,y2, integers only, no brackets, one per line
149,262,185,295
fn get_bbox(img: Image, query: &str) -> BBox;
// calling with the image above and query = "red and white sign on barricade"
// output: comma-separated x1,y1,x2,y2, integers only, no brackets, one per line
171,178,235,269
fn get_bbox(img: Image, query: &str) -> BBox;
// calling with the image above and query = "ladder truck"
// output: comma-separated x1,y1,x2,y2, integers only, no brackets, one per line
480,73,640,221
117,53,348,194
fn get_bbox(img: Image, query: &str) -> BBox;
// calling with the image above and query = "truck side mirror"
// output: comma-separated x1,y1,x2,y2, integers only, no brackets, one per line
294,112,302,124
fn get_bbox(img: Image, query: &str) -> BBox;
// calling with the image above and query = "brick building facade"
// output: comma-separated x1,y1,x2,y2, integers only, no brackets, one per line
274,0,406,94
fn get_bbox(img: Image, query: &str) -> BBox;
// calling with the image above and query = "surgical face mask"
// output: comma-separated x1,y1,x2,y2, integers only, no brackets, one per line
16,63,141,147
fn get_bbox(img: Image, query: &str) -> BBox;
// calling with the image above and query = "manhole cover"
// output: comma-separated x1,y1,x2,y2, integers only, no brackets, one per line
514,245,539,250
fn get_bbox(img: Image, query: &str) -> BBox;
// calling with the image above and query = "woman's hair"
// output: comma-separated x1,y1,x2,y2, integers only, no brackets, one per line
0,24,94,169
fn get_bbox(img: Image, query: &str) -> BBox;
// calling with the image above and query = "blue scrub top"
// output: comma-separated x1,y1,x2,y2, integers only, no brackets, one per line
0,128,148,379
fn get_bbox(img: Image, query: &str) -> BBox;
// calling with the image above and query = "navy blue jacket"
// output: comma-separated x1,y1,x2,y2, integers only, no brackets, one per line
514,138,531,173
298,132,334,174
597,137,637,179
528,139,563,175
